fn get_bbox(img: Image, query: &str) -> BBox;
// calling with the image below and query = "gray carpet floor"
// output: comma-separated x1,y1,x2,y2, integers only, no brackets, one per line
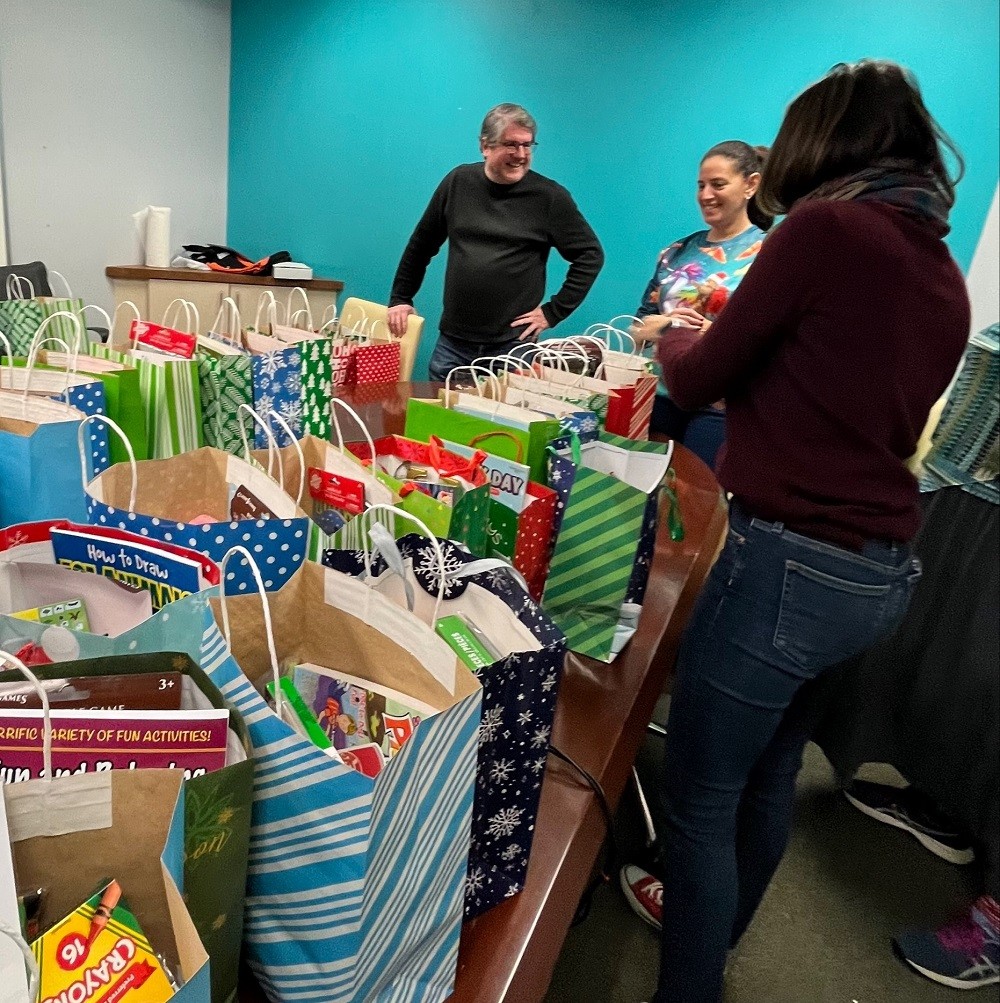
544,699,982,1003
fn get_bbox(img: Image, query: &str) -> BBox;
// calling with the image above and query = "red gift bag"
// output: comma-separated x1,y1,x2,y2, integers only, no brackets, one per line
354,339,401,385
511,481,558,601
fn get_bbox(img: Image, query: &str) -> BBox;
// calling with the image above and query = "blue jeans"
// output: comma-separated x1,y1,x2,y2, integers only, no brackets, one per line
651,394,726,471
653,501,921,1003
427,332,531,382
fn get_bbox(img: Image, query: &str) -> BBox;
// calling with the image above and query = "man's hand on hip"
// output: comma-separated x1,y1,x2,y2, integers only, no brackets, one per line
510,306,550,342
386,304,415,338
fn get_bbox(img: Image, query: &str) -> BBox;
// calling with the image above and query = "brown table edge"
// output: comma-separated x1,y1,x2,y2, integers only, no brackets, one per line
105,266,343,291
472,488,728,1002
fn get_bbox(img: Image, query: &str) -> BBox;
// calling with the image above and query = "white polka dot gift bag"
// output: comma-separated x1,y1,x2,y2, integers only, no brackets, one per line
80,418,310,593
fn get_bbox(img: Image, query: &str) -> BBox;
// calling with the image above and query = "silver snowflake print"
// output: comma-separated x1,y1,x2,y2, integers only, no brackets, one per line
541,671,557,692
501,843,523,861
486,806,524,839
517,709,534,726
489,758,515,784
530,725,551,749
255,392,275,415
278,398,303,424
465,866,485,895
486,568,510,591
258,352,284,380
415,544,464,597
479,706,504,746
504,884,520,898
580,415,599,433
530,756,547,774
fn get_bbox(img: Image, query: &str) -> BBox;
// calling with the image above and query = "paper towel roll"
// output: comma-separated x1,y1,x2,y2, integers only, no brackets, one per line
131,205,172,268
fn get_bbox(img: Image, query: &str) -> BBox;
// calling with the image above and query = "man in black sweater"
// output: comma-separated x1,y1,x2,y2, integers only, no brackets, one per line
387,103,604,381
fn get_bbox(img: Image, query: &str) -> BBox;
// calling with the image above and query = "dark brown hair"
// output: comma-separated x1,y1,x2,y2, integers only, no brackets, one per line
758,60,963,216
702,140,773,231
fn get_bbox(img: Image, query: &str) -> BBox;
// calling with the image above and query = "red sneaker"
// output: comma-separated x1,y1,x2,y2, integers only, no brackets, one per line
620,864,662,931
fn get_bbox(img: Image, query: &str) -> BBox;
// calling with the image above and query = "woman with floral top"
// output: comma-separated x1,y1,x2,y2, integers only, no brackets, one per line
632,141,771,467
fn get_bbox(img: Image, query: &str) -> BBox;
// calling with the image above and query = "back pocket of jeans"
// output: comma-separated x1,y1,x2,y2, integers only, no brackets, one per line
773,560,892,676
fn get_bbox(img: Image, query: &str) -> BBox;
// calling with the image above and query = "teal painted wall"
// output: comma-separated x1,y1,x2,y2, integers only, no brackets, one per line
229,0,999,378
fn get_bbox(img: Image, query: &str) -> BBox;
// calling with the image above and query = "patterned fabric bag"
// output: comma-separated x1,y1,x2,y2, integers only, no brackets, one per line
323,518,566,918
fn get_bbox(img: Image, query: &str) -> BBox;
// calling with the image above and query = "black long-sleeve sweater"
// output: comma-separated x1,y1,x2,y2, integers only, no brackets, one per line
389,163,604,343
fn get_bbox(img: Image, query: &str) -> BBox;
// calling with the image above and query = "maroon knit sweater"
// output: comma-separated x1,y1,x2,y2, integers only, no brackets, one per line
658,199,970,549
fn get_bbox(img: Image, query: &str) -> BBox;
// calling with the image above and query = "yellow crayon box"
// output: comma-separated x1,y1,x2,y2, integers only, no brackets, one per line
32,879,177,1003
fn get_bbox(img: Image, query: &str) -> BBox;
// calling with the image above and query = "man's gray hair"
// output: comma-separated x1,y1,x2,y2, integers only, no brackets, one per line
480,103,537,145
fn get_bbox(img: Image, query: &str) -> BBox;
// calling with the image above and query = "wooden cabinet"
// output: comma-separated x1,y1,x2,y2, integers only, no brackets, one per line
105,267,343,339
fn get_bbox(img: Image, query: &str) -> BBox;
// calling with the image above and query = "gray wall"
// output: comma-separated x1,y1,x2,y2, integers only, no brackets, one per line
0,0,230,308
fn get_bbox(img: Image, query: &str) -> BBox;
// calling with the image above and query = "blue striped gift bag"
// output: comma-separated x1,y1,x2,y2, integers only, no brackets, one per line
206,556,482,1003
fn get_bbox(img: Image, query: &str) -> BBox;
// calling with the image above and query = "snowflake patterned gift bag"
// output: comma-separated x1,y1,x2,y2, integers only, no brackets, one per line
323,521,567,918
83,433,310,593
542,432,674,662
206,551,481,1003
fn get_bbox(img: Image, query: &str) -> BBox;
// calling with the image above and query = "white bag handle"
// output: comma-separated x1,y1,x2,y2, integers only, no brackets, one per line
444,365,503,402
161,297,194,333
329,396,378,461
321,302,338,327
356,504,447,625
0,920,39,1001
267,409,306,506
238,403,282,487
587,323,638,356
211,296,244,344
23,335,77,404
217,546,284,718
79,303,113,344
367,318,392,343
112,300,141,346
76,414,137,510
28,310,84,357
5,273,33,299
289,308,310,329
48,269,74,299
560,334,609,379
253,291,277,334
0,332,13,365
286,287,314,331
0,651,54,781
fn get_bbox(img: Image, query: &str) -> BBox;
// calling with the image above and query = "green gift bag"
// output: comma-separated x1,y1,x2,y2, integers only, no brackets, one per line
404,395,562,484
25,349,150,462
91,342,203,458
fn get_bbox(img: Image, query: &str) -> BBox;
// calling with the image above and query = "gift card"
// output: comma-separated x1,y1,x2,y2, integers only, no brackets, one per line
230,483,277,521
442,439,530,514
129,319,197,358
308,467,365,515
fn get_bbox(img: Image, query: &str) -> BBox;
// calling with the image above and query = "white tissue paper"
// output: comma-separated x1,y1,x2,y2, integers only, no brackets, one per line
131,205,172,268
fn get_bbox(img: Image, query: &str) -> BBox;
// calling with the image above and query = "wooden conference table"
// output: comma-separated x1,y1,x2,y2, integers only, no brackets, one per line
239,381,728,1003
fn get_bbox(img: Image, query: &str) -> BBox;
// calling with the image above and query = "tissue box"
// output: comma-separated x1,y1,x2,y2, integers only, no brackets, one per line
272,262,313,281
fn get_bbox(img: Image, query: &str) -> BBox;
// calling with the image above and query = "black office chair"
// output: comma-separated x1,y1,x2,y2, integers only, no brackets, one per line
0,260,52,298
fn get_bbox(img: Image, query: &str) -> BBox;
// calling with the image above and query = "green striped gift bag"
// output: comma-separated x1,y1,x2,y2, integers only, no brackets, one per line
90,342,203,458
541,433,673,661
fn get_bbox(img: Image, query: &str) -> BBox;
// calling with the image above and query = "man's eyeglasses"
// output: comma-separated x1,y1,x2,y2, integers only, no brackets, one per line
495,141,537,152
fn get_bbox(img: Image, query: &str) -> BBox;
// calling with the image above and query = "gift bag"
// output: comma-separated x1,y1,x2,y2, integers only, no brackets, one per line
0,640,251,1003
198,298,255,455
1,652,210,1001
346,432,493,553
0,275,44,356
352,319,401,385
322,511,567,917
405,394,562,485
542,433,673,661
251,404,397,559
244,293,334,445
0,392,111,526
82,422,310,592
205,549,481,1002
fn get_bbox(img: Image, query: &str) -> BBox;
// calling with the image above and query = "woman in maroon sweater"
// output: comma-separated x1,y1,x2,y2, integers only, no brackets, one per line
621,61,971,1002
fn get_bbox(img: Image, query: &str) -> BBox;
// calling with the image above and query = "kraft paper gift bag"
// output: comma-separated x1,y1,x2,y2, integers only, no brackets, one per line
204,550,481,1002
0,642,252,1003
542,433,674,661
82,426,310,593
321,518,567,918
0,394,111,527
0,653,211,1001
